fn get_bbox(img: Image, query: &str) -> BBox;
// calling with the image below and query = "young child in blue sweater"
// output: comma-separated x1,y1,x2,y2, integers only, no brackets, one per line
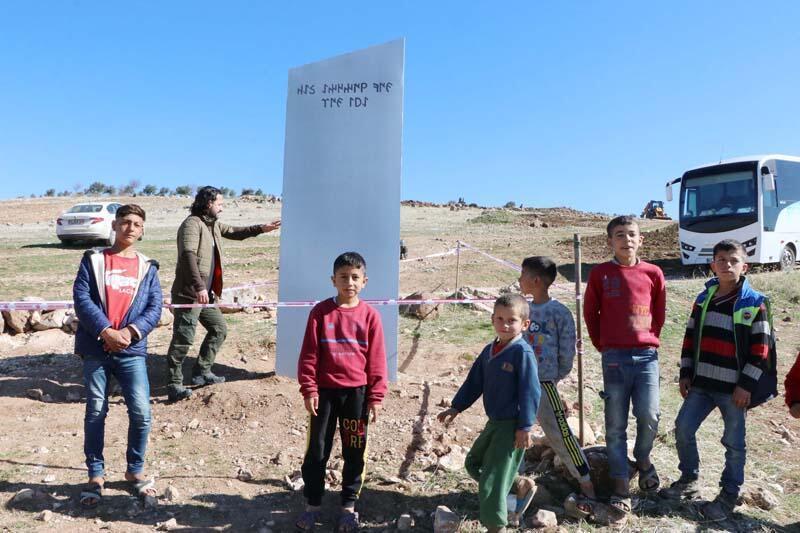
438,294,541,532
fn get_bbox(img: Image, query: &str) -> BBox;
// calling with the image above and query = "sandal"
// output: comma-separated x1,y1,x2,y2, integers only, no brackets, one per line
573,492,598,518
609,493,632,514
131,478,157,499
295,509,321,531
638,464,660,492
335,510,359,533
79,482,103,508
513,476,536,520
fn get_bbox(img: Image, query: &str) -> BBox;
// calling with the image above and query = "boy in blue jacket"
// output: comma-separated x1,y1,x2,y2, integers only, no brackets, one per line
438,294,541,532
73,204,162,507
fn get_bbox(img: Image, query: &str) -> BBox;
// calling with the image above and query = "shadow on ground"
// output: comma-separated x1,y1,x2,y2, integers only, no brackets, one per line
0,353,272,403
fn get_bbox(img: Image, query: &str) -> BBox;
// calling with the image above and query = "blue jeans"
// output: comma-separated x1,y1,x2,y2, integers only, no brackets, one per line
83,354,152,479
601,348,660,480
674,387,746,496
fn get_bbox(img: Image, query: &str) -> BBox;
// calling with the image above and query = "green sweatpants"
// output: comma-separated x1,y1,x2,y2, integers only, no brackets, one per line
464,419,524,528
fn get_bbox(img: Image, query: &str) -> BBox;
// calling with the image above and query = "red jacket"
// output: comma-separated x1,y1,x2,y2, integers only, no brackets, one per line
583,260,666,352
297,298,388,405
786,352,800,407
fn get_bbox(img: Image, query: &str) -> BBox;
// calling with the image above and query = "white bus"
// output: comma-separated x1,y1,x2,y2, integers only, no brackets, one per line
665,154,800,270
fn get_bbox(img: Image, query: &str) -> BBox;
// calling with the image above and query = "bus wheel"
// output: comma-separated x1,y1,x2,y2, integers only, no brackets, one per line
780,245,796,272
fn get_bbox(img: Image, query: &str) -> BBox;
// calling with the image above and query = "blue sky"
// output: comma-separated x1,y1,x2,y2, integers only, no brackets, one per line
1,2,799,216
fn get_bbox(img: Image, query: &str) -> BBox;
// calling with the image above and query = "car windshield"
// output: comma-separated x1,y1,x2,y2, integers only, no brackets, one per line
681,170,756,218
67,205,103,213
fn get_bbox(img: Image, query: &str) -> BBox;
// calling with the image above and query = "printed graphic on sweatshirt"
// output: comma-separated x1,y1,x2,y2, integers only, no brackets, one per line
105,268,138,295
525,317,554,360
320,318,368,357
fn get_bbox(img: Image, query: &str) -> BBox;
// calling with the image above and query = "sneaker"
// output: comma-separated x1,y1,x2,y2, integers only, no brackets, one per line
334,510,359,533
659,476,699,501
191,372,226,386
167,385,192,402
700,490,737,522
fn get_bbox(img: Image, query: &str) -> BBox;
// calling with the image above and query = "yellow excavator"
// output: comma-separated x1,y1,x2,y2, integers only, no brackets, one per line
641,200,671,220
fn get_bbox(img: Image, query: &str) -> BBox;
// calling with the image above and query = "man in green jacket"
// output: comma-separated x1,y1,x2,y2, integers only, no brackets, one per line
166,186,280,401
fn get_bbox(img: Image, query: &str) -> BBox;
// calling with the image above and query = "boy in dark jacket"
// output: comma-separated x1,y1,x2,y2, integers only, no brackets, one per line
438,294,541,532
660,239,773,521
73,204,162,507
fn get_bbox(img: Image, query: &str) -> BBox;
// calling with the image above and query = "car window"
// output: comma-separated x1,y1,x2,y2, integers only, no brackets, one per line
107,204,117,214
67,205,103,213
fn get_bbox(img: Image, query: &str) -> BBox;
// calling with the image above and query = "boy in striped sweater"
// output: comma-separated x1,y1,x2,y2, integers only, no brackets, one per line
660,239,773,522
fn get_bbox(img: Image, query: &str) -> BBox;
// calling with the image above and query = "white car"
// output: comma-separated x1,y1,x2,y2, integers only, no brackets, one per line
56,202,122,245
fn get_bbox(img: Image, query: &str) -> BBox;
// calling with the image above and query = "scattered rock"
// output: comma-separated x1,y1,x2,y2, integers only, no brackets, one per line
397,513,414,530
399,292,440,321
42,474,56,483
437,445,466,472
236,468,253,481
36,510,53,522
164,485,180,501
529,509,557,528
285,471,304,491
26,388,44,401
187,418,201,430
30,309,68,331
11,488,35,503
156,518,179,531
2,310,29,334
740,485,779,510
433,505,460,533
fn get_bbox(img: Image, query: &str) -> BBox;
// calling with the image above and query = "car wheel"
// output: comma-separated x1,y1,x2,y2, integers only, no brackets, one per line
780,245,796,272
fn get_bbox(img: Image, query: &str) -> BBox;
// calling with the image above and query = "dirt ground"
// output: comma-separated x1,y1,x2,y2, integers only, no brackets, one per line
1,197,799,532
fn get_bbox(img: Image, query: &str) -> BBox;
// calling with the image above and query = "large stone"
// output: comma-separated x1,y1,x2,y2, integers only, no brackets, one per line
164,485,180,501
566,416,596,446
399,292,440,320
397,513,414,530
63,313,80,333
30,309,68,331
437,445,466,472
740,485,779,510
2,310,30,334
529,509,558,528
433,505,459,533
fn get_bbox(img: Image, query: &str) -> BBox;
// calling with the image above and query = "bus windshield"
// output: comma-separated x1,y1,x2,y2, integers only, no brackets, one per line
680,167,757,232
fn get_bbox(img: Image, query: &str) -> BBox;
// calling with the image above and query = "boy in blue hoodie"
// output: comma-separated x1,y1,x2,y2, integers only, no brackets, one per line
438,294,541,532
73,204,163,508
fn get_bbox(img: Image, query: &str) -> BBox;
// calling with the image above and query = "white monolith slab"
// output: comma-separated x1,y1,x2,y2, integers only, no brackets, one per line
276,39,404,381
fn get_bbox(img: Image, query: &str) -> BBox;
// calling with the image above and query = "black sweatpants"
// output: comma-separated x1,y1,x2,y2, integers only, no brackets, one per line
301,386,369,507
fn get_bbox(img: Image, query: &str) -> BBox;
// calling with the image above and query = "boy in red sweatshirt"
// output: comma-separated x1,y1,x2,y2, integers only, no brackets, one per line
295,252,387,532
787,353,800,418
583,215,666,516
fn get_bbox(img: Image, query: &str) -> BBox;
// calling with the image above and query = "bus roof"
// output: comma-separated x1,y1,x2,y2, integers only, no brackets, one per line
687,154,800,172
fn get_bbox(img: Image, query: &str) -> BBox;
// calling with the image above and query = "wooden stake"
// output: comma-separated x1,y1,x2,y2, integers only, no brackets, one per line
454,241,461,296
573,233,585,446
